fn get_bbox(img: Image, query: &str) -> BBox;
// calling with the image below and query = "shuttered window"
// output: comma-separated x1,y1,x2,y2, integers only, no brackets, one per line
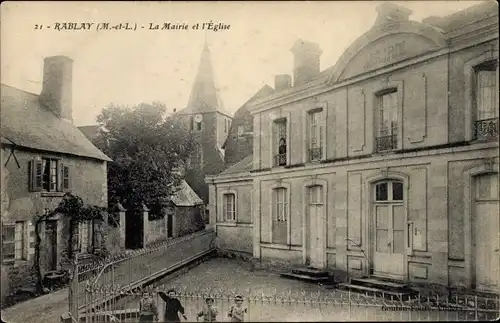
29,158,70,192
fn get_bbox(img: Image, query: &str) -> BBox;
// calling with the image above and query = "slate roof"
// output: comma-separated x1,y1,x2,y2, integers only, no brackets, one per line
176,44,233,117
221,84,274,150
171,180,204,206
78,124,109,142
1,84,112,161
219,155,253,176
423,1,497,33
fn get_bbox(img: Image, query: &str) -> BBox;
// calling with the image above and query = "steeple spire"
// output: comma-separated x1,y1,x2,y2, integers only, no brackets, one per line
186,42,228,115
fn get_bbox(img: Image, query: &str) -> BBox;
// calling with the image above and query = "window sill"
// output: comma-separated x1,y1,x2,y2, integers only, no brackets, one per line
216,222,237,227
41,192,65,198
260,243,302,251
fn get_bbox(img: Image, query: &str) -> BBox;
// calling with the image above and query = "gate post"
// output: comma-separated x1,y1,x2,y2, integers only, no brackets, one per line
68,255,79,321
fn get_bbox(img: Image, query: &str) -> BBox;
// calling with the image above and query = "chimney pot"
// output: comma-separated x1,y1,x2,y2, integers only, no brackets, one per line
290,39,322,87
374,2,412,26
40,55,73,122
274,74,292,92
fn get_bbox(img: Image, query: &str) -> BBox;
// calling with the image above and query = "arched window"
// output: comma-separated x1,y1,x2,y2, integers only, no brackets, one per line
374,180,403,202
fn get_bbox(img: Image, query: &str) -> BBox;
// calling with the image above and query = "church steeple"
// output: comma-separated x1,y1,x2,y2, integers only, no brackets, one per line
186,42,227,115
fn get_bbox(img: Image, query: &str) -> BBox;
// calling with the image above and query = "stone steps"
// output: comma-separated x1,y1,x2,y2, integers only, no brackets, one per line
280,267,333,284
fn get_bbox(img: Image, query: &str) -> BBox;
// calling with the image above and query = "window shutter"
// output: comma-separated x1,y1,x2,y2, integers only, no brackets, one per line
58,162,63,192
29,160,43,192
63,166,70,191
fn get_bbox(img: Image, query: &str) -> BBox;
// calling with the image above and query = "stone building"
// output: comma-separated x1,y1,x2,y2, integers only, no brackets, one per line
207,1,499,292
174,43,233,203
1,56,111,296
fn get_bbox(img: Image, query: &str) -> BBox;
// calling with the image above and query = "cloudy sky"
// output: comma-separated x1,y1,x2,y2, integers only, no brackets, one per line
1,1,480,126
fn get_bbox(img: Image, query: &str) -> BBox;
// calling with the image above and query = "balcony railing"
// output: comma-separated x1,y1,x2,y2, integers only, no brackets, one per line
274,153,287,167
309,147,323,161
375,134,397,152
475,117,498,141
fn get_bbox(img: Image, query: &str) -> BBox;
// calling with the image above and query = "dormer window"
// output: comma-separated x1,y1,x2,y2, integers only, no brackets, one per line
237,125,245,138
474,61,498,141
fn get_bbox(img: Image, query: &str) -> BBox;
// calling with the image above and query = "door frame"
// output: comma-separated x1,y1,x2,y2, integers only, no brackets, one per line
365,171,410,281
463,161,499,291
45,220,58,271
302,179,328,269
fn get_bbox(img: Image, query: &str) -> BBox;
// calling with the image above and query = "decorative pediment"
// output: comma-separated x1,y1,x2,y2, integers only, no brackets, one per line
328,3,446,84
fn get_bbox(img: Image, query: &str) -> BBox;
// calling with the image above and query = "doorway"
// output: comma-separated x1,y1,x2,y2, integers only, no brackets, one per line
45,221,58,271
372,180,405,279
473,173,499,292
125,210,144,249
306,185,324,269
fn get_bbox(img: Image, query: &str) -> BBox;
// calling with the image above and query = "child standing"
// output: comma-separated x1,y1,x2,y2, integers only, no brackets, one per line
228,295,247,322
138,291,158,322
197,297,218,322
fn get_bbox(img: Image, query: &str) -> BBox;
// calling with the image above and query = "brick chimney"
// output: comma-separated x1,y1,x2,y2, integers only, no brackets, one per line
374,2,412,26
274,74,292,92
290,39,322,87
39,56,73,122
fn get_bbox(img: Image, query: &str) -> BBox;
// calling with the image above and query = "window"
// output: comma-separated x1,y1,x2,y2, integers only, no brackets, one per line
1,222,26,262
15,221,27,260
274,120,287,167
375,180,403,202
308,110,324,161
30,158,69,192
195,121,202,131
375,90,398,152
474,61,498,141
275,188,288,222
223,193,236,221
1,224,15,262
237,125,245,138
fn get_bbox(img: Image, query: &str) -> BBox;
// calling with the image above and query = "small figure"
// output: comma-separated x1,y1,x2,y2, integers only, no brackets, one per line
197,297,218,322
159,289,188,322
228,295,247,322
138,291,158,322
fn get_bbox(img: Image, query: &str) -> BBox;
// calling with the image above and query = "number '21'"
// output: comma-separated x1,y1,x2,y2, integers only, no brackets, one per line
34,24,43,30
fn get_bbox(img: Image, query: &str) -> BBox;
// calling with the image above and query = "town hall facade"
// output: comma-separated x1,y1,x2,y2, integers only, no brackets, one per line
206,1,499,292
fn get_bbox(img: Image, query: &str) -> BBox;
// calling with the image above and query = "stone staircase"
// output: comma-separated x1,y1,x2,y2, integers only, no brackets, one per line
336,277,417,299
280,267,335,285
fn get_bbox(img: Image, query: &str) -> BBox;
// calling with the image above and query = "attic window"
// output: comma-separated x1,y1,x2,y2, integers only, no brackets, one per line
237,125,245,138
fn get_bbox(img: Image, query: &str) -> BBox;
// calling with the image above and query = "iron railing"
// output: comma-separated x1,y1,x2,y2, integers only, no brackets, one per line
475,117,499,141
274,153,287,167
375,134,397,152
68,229,215,320
309,147,322,161
79,285,500,322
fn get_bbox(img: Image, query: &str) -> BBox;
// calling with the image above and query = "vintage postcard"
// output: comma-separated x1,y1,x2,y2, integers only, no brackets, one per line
1,1,499,322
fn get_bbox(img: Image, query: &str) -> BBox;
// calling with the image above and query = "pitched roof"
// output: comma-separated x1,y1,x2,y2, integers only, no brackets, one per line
423,1,497,33
1,84,112,162
78,124,109,142
171,180,204,206
176,44,233,117
221,85,274,149
219,155,253,176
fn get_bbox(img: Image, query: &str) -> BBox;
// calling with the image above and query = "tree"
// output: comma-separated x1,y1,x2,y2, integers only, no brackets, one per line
96,102,195,210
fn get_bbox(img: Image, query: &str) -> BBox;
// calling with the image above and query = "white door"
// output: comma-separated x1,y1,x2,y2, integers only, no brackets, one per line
372,181,405,279
474,173,499,292
307,186,324,268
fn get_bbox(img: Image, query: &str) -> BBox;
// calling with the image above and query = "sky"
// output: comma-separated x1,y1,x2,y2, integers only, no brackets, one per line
1,1,482,126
